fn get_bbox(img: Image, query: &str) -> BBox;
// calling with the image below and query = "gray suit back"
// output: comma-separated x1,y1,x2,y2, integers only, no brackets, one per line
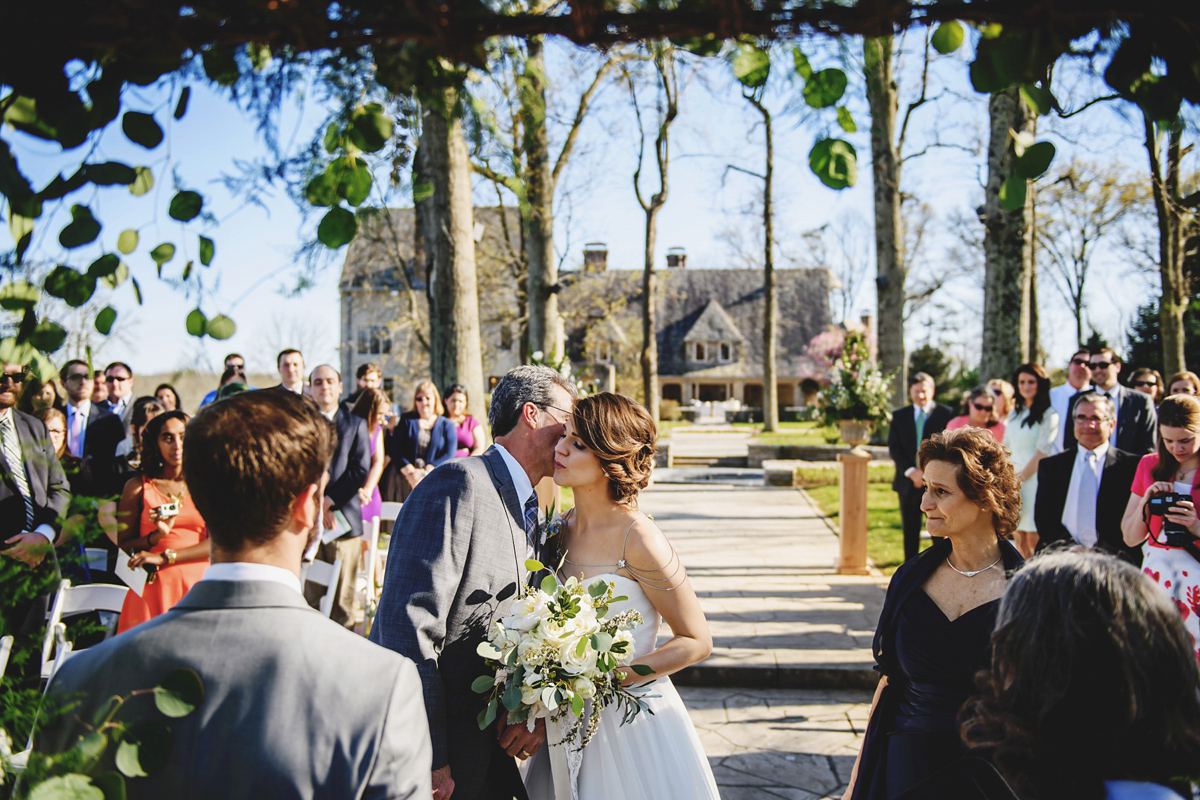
370,447,532,800
41,580,432,800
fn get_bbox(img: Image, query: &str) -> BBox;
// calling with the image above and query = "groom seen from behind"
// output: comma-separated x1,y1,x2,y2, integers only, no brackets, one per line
371,366,578,800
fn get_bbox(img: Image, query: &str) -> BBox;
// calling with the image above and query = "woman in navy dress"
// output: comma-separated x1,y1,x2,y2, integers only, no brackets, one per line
844,427,1023,800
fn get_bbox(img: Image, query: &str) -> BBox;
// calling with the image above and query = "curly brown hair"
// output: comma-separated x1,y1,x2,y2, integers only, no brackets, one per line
918,427,1022,538
570,392,657,507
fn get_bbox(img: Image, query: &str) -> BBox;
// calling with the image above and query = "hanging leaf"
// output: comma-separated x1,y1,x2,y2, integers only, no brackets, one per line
131,277,143,304
154,668,205,718
85,162,138,186
59,204,102,248
29,320,68,353
95,306,117,335
173,86,190,120
0,280,39,311
9,210,33,261
100,261,130,290
114,722,171,778
471,675,495,694
348,104,395,153
129,166,154,196
305,170,339,207
27,774,104,800
45,266,82,299
1013,141,1056,179
793,47,813,80
249,42,272,71
87,254,120,280
335,158,372,206
836,106,857,133
205,314,236,340
117,229,139,254
168,190,203,222
324,122,342,154
186,309,208,337
803,68,848,108
808,138,858,190
1019,84,1055,116
182,261,193,281
732,46,770,88
999,175,1028,211
317,206,357,248
150,243,176,265
931,21,965,54
121,112,163,149
670,35,722,57
201,47,239,86
199,235,214,265
89,772,126,800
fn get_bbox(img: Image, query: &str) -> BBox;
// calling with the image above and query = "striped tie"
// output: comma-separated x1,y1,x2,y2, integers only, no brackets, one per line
523,494,540,552
1,414,34,530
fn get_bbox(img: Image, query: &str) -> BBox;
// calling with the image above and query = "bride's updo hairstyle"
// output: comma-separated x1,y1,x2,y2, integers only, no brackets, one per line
571,392,657,506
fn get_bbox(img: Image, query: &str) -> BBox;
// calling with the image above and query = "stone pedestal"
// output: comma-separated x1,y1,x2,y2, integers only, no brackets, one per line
837,448,872,575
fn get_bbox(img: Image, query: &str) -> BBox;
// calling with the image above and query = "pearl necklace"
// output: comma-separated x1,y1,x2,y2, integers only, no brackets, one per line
946,553,1002,578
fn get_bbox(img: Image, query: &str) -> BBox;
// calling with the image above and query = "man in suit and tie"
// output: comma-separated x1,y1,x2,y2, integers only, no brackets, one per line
0,362,71,570
303,364,371,629
39,390,431,799
1075,348,1158,454
371,365,577,800
888,372,954,562
1035,392,1141,564
102,361,135,435
60,359,124,494
1048,348,1093,452
274,348,306,395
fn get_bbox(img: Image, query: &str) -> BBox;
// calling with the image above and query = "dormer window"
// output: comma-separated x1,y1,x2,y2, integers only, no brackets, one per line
695,343,706,361
720,343,731,362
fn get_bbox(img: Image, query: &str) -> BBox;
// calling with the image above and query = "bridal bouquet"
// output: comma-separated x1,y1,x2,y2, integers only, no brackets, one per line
473,562,654,749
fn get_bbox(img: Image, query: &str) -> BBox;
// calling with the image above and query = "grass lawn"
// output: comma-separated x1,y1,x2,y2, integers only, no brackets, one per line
749,420,844,446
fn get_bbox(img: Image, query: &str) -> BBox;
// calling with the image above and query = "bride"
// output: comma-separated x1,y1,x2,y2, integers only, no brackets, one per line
522,392,721,800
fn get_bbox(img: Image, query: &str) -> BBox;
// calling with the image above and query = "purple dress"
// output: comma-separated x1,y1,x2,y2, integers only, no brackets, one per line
361,426,382,523
453,414,479,458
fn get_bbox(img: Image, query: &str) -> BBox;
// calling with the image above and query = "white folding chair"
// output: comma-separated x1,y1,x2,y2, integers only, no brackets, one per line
83,548,109,573
0,635,12,681
305,557,343,619
361,516,382,608
377,500,402,577
40,580,130,680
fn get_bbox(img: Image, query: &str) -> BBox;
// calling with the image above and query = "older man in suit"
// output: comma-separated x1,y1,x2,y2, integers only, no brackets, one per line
888,372,954,562
39,390,431,800
1035,392,1141,564
371,366,577,800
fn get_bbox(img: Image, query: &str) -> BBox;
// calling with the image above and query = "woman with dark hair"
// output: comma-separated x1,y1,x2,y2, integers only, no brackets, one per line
1129,367,1165,405
962,550,1200,799
154,382,182,412
115,410,209,632
843,428,1023,800
1121,394,1200,664
444,382,485,457
19,375,63,415
350,387,389,524
111,396,165,490
1167,370,1200,398
522,392,719,800
945,386,1006,442
389,380,456,500
1002,363,1060,558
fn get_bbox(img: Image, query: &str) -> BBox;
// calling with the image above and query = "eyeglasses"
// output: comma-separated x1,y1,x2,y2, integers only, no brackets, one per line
1133,380,1158,388
1074,414,1111,425
65,372,90,383
105,374,130,383
0,371,24,385
538,403,572,424
1089,361,1114,371
1070,358,1090,367
971,402,994,413
991,388,1003,396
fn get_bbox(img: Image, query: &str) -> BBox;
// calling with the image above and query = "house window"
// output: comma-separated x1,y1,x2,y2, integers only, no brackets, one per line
500,324,513,350
594,342,612,363
694,343,706,361
720,343,731,362
357,326,391,355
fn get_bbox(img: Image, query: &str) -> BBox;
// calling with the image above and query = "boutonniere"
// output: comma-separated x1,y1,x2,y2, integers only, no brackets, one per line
539,503,567,546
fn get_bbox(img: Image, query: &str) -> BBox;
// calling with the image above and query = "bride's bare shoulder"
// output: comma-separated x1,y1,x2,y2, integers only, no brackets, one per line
623,512,677,573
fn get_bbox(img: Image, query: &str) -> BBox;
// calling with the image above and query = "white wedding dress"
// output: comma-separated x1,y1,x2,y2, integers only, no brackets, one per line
521,572,721,800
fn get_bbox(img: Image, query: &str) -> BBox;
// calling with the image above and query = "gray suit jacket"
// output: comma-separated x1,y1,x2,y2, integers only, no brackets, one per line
0,408,70,540
370,447,535,800
41,580,432,800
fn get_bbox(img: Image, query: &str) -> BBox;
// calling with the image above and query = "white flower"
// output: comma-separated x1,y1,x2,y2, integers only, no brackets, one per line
503,593,550,632
558,638,599,675
572,676,597,699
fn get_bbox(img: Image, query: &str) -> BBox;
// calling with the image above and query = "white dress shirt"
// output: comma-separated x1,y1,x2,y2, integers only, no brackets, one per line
1048,381,1090,452
1062,441,1108,547
494,443,537,561
201,562,303,595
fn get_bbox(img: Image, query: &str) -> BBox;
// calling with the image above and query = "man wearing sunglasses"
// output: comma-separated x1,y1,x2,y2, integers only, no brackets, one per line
1063,348,1157,455
1049,348,1094,452
0,362,70,569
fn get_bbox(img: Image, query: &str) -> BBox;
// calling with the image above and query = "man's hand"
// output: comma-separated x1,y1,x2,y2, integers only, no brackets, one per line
431,765,454,800
497,715,546,760
3,532,50,567
908,468,924,489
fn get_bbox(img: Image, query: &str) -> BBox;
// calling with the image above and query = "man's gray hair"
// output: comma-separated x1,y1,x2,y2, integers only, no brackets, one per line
1074,391,1115,421
488,366,578,437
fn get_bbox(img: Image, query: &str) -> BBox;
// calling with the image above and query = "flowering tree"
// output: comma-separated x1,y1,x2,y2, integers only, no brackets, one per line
819,330,894,425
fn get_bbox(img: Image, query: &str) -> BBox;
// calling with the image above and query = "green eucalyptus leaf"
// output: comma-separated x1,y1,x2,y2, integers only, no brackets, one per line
29,320,68,353
803,68,848,108
129,167,154,196
588,580,606,597
540,574,557,594
836,106,857,133
101,261,130,290
117,229,139,254
999,175,1028,211
38,168,88,202
59,204,102,248
168,190,203,222
249,42,272,71
89,772,126,800
150,243,176,265
571,693,584,716
45,266,81,299
524,559,544,572
199,235,214,266
1019,84,1055,116
348,104,394,153
85,162,137,186
324,122,342,154
202,47,240,86
471,675,495,694
95,307,117,335
669,35,722,57
793,47,813,80
0,337,36,365
412,182,435,203
28,773,104,800
479,696,498,729
931,21,965,54
502,679,522,711
808,138,858,190
9,209,33,258
185,309,207,337
131,277,143,305
0,280,39,310
3,95,58,141
72,730,108,771
317,206,357,248
732,46,770,88
1013,141,1055,179
630,664,656,676
336,158,372,206
121,112,163,149
968,51,1006,94
182,261,193,281
305,170,339,207
154,667,205,717
205,314,236,340
114,722,171,778
174,87,190,120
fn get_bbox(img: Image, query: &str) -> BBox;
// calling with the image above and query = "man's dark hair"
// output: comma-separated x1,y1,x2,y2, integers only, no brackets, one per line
1090,346,1121,366
223,353,245,365
185,391,334,550
357,362,382,380
105,361,133,377
59,359,89,383
488,366,577,437
276,349,303,368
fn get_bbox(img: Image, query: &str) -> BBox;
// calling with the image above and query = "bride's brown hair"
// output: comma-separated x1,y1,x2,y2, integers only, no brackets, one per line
570,392,657,506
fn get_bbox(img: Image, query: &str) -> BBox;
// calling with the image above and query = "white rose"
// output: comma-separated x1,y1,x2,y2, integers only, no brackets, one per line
558,638,599,675
502,593,551,632
572,676,596,699
521,685,541,706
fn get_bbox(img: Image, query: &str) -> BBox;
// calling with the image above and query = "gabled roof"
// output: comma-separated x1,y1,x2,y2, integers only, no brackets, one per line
683,299,744,343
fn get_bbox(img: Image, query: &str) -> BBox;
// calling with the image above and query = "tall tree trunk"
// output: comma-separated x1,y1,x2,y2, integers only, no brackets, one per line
1028,199,1040,361
863,36,906,405
641,212,659,420
522,36,563,361
981,88,1034,380
415,94,486,422
1145,117,1187,374
748,95,778,432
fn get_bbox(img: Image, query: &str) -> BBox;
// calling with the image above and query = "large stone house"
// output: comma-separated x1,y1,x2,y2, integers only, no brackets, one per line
338,208,833,408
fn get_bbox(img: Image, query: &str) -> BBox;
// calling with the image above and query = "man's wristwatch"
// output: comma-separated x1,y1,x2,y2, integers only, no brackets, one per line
163,549,178,565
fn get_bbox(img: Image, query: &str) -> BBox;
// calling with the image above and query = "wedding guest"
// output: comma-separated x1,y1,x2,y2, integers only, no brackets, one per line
1121,394,1200,665
273,349,305,395
1167,370,1200,398
844,428,1023,800
962,550,1200,800
59,359,124,497
342,362,383,413
444,383,485,458
38,390,432,800
1070,348,1157,454
155,383,182,412
198,353,252,408
350,387,389,526
90,369,108,405
113,397,165,473
389,381,456,501
35,407,92,496
214,365,250,402
115,410,209,633
986,378,1014,420
1049,348,1093,452
1002,363,1059,558
888,372,954,562
103,361,135,433
945,386,1006,441
18,375,63,415
1130,367,1165,405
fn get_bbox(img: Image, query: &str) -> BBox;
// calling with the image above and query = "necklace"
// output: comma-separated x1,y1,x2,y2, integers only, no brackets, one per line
946,553,1002,578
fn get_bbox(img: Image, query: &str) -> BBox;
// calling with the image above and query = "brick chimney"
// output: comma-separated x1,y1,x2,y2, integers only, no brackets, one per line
666,246,686,268
583,242,608,273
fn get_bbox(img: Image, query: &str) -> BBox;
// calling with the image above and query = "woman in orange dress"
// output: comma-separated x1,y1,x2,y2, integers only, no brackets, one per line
116,410,209,633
